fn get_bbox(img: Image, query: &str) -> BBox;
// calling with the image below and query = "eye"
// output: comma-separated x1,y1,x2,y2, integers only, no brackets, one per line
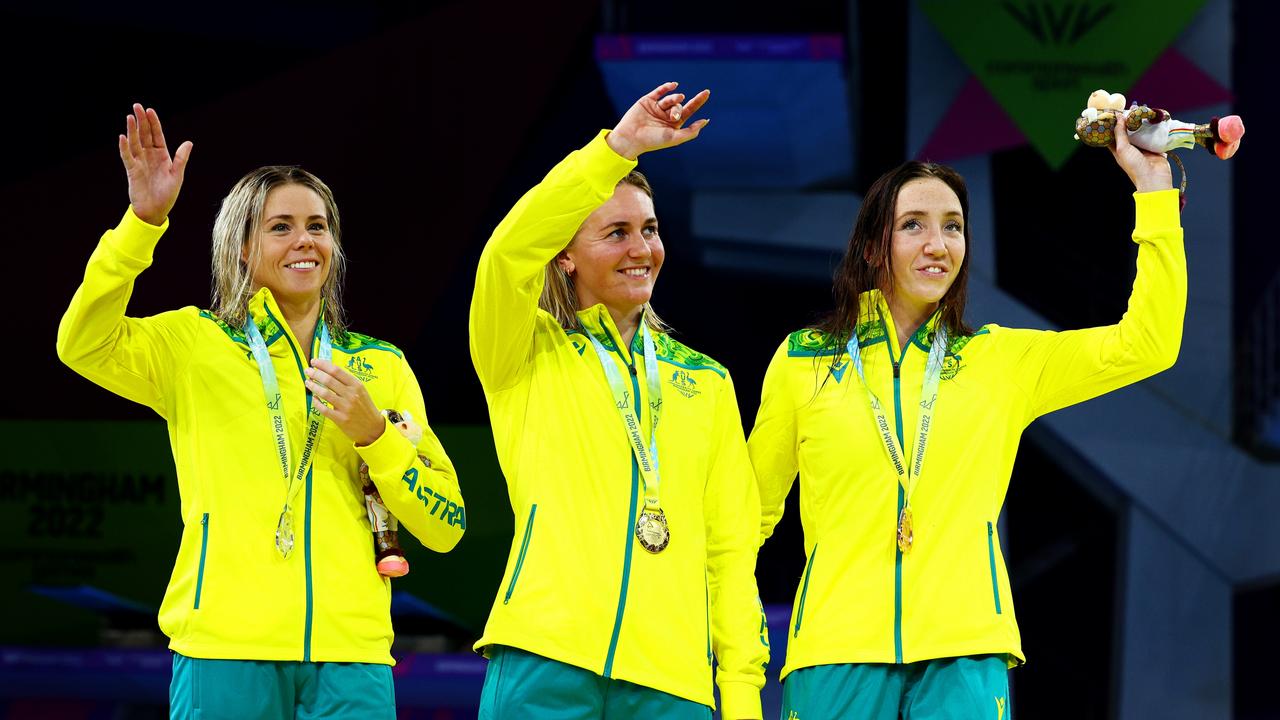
900,219,921,231
642,226,659,239
271,222,290,232
308,222,326,232
946,221,963,233
609,228,627,240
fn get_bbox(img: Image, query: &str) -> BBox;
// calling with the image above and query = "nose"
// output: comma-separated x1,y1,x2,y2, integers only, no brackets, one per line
923,228,947,257
626,233,651,259
292,231,316,248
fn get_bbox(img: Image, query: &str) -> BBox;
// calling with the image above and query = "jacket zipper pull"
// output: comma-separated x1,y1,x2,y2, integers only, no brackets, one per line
629,364,637,376
892,361,901,379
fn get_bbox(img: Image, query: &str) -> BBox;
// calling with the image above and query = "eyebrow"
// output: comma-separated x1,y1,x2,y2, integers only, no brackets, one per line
897,209,963,218
602,217,659,229
264,214,327,223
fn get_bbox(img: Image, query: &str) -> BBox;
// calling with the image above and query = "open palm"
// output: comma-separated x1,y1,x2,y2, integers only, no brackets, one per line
118,103,193,226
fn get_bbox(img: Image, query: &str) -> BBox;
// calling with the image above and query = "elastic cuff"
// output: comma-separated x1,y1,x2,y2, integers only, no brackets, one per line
1132,188,1181,237
718,680,763,720
575,130,640,197
106,206,170,265
354,417,413,472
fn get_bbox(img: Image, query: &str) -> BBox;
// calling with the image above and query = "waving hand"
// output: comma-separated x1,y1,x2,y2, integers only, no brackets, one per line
606,81,710,160
118,103,193,226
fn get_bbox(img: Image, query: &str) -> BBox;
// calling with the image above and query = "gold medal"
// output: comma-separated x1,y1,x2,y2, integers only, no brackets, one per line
635,509,670,554
897,506,914,554
276,506,295,558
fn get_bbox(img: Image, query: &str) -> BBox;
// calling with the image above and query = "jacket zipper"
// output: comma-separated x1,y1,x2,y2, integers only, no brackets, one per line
602,324,640,678
988,522,1003,614
504,505,538,604
793,544,819,637
888,321,905,665
262,304,317,662
194,513,209,609
705,575,713,665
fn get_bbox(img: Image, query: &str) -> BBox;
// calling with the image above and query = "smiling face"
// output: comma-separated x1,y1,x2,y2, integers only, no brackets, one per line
559,183,664,324
242,183,334,309
886,177,966,320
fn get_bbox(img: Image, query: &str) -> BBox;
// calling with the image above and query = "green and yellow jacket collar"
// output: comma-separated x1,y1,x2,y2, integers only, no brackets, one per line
859,289,944,356
246,287,328,356
574,303,650,361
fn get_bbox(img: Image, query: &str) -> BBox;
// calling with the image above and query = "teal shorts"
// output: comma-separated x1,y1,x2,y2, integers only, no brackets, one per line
479,645,711,720
781,655,1010,720
170,652,395,720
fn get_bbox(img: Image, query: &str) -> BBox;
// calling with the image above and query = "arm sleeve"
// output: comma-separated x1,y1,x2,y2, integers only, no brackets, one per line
1011,189,1187,420
356,354,464,552
56,207,194,418
747,340,799,547
704,372,768,719
469,130,637,392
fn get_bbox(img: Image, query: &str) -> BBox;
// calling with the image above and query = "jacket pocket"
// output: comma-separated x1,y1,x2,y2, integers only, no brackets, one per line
194,513,209,610
987,522,1002,615
793,544,818,637
503,505,537,605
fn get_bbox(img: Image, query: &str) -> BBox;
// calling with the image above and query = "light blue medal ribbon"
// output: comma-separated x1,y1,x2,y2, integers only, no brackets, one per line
846,314,947,553
245,318,332,558
585,321,669,553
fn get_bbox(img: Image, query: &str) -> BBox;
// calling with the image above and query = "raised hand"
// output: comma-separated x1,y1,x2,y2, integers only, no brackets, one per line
1108,116,1172,194
606,81,710,160
118,103,193,226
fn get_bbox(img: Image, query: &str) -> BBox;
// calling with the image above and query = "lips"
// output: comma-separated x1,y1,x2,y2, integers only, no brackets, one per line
619,267,651,278
285,260,319,270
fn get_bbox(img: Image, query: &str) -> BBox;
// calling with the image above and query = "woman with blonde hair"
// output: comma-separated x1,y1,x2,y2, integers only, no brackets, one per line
469,82,768,719
57,104,464,719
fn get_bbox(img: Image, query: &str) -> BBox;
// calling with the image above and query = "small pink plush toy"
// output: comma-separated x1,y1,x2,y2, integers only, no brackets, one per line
357,409,430,578
1074,89,1245,159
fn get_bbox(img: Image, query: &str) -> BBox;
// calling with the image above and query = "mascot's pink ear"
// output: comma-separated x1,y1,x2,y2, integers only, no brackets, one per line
1215,115,1245,160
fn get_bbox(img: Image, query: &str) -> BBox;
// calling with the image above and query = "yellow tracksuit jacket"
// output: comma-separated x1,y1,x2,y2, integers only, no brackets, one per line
57,208,464,664
469,131,768,718
748,189,1185,678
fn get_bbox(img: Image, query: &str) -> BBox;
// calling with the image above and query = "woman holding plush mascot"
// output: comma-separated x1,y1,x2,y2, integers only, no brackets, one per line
469,82,768,719
748,103,1187,716
57,104,464,719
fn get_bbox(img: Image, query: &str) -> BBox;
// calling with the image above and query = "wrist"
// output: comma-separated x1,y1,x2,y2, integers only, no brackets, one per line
130,205,167,227
605,130,641,160
356,420,386,448
1133,178,1172,194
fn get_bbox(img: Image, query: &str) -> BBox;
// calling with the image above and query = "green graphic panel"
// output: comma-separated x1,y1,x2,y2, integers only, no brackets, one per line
919,0,1205,168
0,421,511,645
0,420,180,645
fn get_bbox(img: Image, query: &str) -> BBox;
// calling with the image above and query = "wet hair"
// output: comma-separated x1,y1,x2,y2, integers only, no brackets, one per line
209,166,346,332
815,160,974,353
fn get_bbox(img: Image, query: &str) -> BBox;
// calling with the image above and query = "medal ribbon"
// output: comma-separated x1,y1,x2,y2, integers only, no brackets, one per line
846,313,947,518
585,320,664,514
245,316,332,555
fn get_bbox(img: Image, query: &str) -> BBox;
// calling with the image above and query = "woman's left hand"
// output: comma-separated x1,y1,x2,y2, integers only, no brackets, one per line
305,359,386,446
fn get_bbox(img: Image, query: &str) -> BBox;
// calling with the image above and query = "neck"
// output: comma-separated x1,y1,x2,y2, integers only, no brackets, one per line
278,296,322,357
609,304,644,350
885,293,937,353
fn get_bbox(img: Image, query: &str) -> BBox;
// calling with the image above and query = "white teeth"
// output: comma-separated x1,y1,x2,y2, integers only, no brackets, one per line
922,267,943,274
287,261,317,269
622,268,648,277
